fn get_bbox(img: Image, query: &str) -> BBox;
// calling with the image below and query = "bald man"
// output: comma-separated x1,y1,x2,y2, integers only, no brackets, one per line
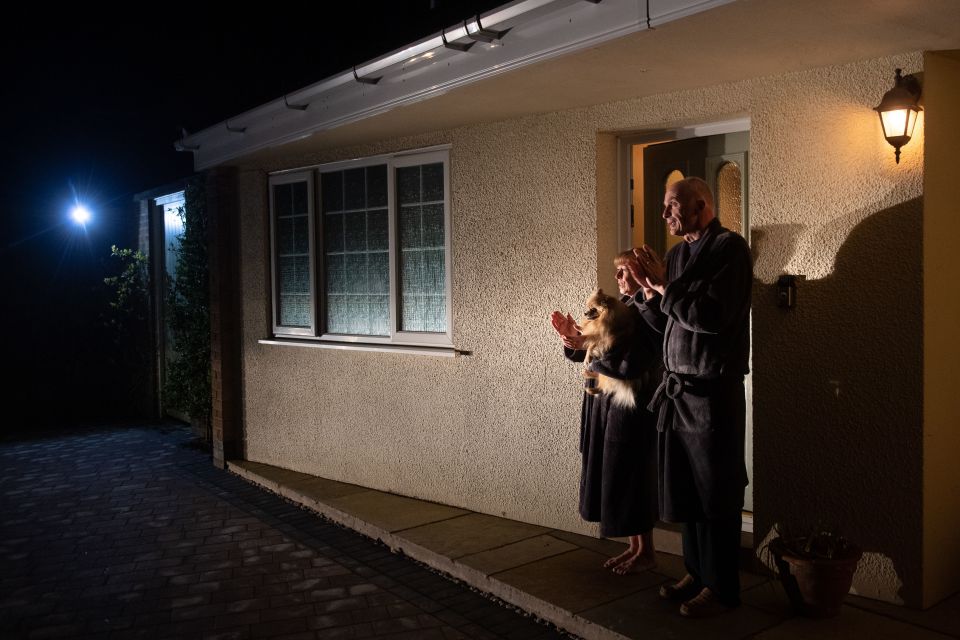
624,177,752,618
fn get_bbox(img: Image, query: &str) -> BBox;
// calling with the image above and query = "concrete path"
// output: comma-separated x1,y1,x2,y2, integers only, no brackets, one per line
227,457,960,640
0,424,567,639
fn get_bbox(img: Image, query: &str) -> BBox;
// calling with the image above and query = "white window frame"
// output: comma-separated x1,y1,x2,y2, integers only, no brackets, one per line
390,149,453,347
269,170,316,337
267,146,453,349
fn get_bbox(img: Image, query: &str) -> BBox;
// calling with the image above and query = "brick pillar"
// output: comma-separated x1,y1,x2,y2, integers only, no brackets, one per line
207,167,242,469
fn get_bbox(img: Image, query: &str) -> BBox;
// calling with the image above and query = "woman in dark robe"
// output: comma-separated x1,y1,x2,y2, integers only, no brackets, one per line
549,252,662,574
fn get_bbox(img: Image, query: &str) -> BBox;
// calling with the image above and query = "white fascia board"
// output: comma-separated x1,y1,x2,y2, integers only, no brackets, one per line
181,0,735,170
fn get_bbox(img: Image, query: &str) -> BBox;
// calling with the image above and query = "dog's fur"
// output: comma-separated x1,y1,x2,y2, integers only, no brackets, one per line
579,288,638,409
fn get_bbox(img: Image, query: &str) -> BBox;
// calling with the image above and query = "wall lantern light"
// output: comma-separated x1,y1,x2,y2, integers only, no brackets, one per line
874,68,922,164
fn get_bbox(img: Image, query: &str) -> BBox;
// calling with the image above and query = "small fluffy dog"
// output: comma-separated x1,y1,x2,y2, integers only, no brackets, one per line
578,288,638,409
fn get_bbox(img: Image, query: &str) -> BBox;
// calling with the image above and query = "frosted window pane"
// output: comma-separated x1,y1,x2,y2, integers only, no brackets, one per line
278,257,297,294
401,249,423,295
321,165,389,336
293,216,309,253
422,163,443,201
396,161,447,334
321,172,342,212
277,217,294,254
400,206,420,249
346,254,368,294
429,296,446,332
369,251,389,294
273,179,312,328
368,165,387,207
277,254,311,327
275,184,292,216
279,294,310,327
368,209,388,250
717,161,743,236
401,295,423,332
344,211,366,252
344,168,365,209
327,294,347,333
291,182,307,214
369,295,389,336
422,204,444,247
397,166,420,204
424,249,445,292
326,253,345,294
325,213,343,252
665,169,685,189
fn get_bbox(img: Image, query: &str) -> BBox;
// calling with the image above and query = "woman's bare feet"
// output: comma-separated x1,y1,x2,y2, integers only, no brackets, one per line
602,547,638,569
612,551,657,575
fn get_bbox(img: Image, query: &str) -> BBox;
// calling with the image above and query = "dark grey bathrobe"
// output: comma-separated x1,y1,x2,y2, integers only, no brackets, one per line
632,218,753,523
564,307,661,537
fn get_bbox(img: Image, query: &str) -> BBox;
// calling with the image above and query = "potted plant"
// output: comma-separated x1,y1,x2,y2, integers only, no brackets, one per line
765,524,863,618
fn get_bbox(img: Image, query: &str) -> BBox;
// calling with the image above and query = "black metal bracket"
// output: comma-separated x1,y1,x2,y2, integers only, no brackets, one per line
465,16,511,43
441,27,475,52
353,66,382,85
225,120,246,134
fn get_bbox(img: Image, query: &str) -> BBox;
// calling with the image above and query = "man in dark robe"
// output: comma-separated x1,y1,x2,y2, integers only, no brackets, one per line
624,176,752,618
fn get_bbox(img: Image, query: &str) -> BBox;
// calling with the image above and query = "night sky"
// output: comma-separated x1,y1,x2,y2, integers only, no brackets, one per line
0,1,502,427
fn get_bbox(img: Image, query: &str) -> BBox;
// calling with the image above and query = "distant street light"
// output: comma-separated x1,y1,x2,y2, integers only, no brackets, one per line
70,204,92,226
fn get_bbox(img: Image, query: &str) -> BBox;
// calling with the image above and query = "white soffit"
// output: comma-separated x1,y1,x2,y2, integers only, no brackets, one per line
178,0,732,170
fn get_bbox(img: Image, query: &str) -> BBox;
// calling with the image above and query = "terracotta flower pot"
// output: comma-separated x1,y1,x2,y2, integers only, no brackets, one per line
770,539,863,618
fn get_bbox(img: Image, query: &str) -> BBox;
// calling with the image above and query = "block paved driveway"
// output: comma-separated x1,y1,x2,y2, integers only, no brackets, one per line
0,424,569,640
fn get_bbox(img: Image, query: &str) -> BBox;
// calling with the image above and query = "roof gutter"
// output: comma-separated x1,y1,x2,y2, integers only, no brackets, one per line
176,0,734,170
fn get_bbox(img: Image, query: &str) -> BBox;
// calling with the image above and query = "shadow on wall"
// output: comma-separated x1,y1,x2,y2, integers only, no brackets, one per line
751,197,923,606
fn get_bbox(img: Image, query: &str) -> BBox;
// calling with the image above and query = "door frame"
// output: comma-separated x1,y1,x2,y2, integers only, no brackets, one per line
616,117,751,253
616,117,754,530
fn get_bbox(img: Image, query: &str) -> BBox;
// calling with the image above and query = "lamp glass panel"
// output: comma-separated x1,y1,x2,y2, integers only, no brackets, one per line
880,108,910,138
906,108,919,138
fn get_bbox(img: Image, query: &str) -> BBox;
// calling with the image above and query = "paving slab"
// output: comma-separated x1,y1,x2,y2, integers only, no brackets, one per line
224,454,959,640
549,530,631,561
459,535,579,575
741,579,797,618
323,489,470,533
231,461,370,501
400,513,551,559
493,549,665,614
752,603,957,640
580,588,782,640
847,591,960,639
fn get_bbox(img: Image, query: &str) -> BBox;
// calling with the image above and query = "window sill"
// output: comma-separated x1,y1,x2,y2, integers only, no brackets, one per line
258,338,464,358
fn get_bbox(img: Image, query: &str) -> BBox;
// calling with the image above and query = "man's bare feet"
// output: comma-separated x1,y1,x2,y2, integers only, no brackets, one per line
612,552,657,575
602,547,638,569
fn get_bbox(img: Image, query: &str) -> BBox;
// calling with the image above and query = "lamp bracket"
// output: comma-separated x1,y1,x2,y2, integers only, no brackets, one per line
895,68,922,100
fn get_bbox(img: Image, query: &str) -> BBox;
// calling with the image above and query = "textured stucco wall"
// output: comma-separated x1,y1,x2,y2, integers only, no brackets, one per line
235,51,925,604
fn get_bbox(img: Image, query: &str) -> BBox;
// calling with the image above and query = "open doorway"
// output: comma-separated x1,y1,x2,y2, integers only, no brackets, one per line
621,125,753,525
